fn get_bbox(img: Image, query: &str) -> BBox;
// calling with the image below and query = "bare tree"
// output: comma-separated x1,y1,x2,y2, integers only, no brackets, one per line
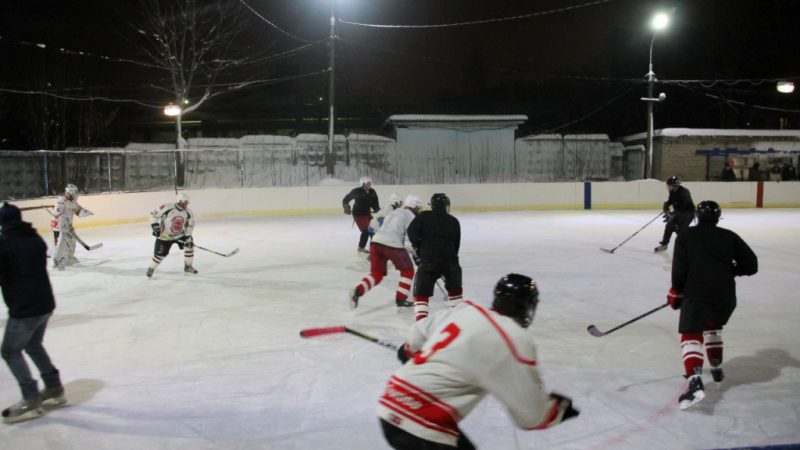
129,0,252,148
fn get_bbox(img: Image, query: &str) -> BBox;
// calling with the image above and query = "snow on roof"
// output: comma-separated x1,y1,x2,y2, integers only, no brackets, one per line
346,133,394,142
387,114,527,123
618,128,800,142
295,133,346,142
240,135,295,145
519,133,609,141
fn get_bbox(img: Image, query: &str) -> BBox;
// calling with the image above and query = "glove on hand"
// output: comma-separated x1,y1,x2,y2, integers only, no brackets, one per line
343,204,352,215
662,212,674,223
550,393,580,422
151,223,161,237
397,343,412,364
177,236,193,250
667,287,684,310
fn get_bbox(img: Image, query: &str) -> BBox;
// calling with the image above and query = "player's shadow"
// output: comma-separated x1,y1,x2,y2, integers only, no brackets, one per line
692,348,800,414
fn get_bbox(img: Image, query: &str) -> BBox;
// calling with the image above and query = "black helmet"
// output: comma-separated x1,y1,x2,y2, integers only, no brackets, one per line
430,193,450,212
666,176,680,187
696,200,721,223
492,273,539,328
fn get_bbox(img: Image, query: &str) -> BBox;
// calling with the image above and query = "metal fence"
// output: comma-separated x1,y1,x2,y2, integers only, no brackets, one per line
0,133,624,200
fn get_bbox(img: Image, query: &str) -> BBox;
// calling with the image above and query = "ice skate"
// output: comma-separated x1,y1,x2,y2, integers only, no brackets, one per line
40,386,66,406
66,256,80,266
679,372,705,410
349,288,360,310
2,396,44,424
357,247,369,255
709,359,724,382
395,299,413,308
146,267,155,278
184,264,198,274
654,243,668,252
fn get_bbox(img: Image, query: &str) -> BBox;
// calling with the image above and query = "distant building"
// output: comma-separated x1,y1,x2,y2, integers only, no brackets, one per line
617,128,800,181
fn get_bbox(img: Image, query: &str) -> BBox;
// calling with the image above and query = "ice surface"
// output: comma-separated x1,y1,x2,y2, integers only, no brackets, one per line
1,209,798,449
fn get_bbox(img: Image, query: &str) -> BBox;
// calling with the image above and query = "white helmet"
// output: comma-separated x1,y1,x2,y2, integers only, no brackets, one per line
404,195,423,209
389,193,402,207
359,176,372,186
176,192,190,204
65,184,79,199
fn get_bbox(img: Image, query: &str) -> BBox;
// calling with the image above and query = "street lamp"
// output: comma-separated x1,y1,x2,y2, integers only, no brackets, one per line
777,81,795,94
643,12,670,179
326,0,336,176
164,103,183,193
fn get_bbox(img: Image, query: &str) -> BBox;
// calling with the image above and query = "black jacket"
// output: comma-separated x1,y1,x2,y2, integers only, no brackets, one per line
672,222,758,300
0,220,56,318
342,187,380,216
664,186,695,214
407,210,461,262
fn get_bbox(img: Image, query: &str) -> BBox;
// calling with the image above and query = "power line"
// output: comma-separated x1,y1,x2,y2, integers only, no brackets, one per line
238,0,313,43
339,0,615,29
0,87,163,108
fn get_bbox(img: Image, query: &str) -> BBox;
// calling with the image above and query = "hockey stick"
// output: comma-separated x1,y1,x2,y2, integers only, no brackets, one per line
587,303,669,337
299,326,399,351
19,205,52,212
601,211,664,254
73,232,103,251
195,245,239,257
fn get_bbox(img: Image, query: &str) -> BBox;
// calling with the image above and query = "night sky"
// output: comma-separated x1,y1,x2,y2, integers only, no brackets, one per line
1,0,798,149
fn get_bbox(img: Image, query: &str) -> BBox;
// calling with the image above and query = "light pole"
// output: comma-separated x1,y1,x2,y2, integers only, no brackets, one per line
643,12,670,179
164,103,182,193
326,0,336,176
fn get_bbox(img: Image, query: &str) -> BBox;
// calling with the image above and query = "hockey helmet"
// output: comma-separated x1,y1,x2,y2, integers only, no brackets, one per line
666,176,680,187
389,192,403,207
404,195,423,210
359,176,373,186
696,200,721,224
430,193,450,212
492,273,539,328
176,192,190,206
65,183,79,199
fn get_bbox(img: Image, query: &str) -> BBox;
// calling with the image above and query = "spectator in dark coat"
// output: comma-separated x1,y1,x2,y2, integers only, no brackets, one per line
747,162,761,181
0,202,65,423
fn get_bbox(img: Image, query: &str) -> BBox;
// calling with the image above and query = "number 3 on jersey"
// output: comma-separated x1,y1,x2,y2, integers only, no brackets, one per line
413,323,461,365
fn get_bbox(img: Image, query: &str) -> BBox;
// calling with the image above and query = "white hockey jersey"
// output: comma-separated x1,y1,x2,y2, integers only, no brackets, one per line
150,203,194,240
371,207,415,249
51,195,92,232
377,301,569,446
368,204,398,232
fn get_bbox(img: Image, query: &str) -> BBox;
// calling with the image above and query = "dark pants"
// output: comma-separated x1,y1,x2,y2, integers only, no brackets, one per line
1,313,61,399
413,260,462,297
354,215,373,249
661,212,694,245
380,419,475,450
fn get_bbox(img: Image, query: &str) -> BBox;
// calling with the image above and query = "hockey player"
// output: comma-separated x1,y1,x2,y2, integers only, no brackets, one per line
51,183,93,269
668,200,758,410
368,193,403,234
350,195,423,310
342,177,380,254
0,203,66,424
407,193,462,321
147,193,197,278
378,273,579,448
655,176,695,252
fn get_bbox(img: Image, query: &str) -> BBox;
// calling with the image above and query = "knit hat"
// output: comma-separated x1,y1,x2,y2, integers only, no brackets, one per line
0,202,22,225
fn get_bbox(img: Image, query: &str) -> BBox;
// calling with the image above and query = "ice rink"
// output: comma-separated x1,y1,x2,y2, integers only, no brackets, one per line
1,208,798,450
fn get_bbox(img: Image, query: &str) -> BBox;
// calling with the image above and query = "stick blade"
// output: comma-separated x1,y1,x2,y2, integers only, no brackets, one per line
225,248,239,257
300,326,347,338
600,248,615,254
88,243,103,251
586,325,605,337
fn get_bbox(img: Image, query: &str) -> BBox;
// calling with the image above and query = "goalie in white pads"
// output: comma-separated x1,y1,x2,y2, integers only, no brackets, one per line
350,195,422,310
147,193,197,278
378,273,579,449
51,183,93,270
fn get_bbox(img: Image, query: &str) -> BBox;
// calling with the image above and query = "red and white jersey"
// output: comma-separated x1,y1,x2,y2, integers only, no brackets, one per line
372,207,415,249
377,301,567,447
149,203,194,240
51,195,88,231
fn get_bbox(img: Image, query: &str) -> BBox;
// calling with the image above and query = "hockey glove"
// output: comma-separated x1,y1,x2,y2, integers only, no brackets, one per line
550,393,580,422
662,212,674,223
667,288,684,310
151,223,161,237
343,204,352,215
397,343,412,364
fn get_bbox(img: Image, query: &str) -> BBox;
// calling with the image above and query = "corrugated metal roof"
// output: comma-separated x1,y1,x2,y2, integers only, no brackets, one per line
387,114,527,123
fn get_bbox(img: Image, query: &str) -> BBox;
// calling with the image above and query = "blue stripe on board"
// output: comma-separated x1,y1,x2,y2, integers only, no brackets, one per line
711,443,800,450
584,181,591,209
